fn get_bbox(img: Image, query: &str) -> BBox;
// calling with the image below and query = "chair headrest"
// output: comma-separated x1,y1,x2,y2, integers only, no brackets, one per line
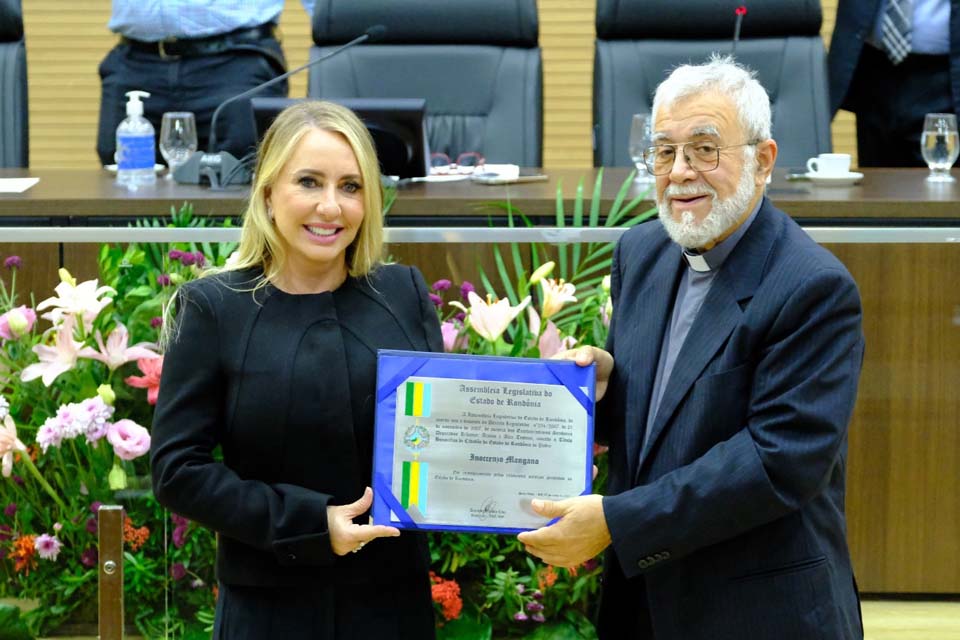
596,0,821,40
312,0,538,47
0,0,24,42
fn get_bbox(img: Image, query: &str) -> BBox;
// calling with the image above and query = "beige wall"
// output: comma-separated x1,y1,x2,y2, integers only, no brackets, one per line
21,0,853,170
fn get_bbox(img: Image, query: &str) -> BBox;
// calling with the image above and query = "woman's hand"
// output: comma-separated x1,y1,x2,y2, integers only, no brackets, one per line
327,487,400,555
553,346,614,401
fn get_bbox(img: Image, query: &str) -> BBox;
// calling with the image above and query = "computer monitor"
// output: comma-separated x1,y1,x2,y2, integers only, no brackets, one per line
251,97,430,179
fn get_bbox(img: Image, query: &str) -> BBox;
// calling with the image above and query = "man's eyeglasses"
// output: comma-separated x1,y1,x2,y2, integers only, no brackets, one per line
642,141,760,175
430,152,485,175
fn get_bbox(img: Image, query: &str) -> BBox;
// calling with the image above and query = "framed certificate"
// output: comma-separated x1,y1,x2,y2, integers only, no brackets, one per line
372,350,595,534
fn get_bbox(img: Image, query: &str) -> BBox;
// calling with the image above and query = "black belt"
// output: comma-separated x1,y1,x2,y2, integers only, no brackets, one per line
121,24,277,60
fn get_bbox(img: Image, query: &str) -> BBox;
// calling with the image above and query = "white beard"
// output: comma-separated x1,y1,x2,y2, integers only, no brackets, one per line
657,157,758,249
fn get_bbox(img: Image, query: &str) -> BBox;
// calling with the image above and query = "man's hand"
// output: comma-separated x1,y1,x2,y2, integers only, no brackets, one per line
553,346,614,401
517,494,611,567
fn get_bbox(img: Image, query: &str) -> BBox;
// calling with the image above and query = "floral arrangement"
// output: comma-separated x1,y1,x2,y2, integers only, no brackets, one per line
0,175,652,638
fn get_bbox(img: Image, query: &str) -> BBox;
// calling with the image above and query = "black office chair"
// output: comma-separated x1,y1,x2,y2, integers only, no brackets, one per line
0,0,27,168
593,0,831,168
307,0,542,166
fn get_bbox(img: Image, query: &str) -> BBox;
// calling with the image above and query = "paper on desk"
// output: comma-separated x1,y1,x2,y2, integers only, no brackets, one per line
0,178,39,193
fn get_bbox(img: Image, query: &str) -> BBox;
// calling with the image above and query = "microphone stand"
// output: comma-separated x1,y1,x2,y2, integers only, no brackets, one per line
174,27,384,189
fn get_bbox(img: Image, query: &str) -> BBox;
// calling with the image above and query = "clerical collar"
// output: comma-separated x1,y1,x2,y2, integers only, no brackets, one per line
680,199,763,273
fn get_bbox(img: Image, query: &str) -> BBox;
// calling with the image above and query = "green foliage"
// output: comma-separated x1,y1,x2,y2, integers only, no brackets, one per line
0,603,32,640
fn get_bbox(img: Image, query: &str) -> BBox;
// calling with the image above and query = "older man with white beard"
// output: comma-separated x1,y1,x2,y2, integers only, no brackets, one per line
518,56,866,640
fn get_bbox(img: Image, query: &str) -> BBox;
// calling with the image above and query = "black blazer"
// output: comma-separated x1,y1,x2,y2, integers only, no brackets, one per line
151,264,443,587
597,199,865,639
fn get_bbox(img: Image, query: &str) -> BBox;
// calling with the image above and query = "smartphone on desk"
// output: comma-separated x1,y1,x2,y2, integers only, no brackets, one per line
471,170,548,185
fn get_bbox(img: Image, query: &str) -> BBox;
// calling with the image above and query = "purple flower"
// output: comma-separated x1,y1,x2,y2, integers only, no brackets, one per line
428,293,443,308
168,249,185,262
454,311,466,323
583,558,599,572
460,281,475,301
12,475,23,486
179,252,197,267
156,274,171,287
193,252,206,267
3,256,21,270
81,547,98,568
173,524,188,548
431,279,452,292
170,562,187,581
3,503,16,518
35,533,62,561
513,612,529,622
86,517,98,535
526,601,544,612
531,613,546,623
531,590,543,600
150,317,163,329
90,501,103,514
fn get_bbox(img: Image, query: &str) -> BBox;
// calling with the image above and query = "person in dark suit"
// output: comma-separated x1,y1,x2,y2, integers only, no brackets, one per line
151,101,442,639
518,56,865,639
828,0,958,166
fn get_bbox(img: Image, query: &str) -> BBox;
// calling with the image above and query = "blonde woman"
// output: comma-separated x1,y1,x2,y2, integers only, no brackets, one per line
151,101,441,639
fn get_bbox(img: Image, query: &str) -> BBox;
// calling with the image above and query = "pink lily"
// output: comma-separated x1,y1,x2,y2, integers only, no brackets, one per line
440,320,467,353
527,307,577,358
78,323,160,371
0,415,27,477
125,357,163,405
36,269,115,329
0,306,37,340
540,278,577,319
451,291,530,343
21,315,83,387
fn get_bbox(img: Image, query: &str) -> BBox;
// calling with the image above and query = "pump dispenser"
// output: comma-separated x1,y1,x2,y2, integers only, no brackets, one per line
116,90,156,190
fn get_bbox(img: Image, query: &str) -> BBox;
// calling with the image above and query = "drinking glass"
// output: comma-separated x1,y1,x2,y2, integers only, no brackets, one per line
628,113,654,183
159,112,198,179
921,113,959,183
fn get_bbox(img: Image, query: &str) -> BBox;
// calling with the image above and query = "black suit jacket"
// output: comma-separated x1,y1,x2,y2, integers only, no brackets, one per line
151,264,443,587
828,0,960,114
597,199,865,639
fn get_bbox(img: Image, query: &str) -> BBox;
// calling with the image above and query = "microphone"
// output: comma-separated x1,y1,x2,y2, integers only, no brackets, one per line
731,6,747,56
174,25,387,189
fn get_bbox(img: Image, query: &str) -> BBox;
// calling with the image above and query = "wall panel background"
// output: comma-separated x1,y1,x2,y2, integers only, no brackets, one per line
21,1,853,169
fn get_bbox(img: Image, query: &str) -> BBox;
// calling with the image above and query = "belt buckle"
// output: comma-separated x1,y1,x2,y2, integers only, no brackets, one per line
158,38,181,60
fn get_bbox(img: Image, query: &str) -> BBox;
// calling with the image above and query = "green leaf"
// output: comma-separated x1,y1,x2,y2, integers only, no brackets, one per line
522,620,592,640
0,604,32,640
436,612,493,640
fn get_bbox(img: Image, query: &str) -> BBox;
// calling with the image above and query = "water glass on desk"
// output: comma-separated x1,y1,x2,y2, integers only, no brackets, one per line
628,113,654,183
159,112,198,180
921,113,959,183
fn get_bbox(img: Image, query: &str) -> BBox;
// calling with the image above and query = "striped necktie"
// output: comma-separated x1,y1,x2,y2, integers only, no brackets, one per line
880,0,913,64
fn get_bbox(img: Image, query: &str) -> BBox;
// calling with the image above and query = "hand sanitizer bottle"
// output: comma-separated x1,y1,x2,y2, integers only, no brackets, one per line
116,90,156,190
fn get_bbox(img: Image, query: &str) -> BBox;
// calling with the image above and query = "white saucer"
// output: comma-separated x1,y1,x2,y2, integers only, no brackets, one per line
103,164,166,174
806,171,863,187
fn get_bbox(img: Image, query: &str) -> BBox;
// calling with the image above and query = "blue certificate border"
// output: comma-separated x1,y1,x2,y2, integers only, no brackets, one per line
372,349,595,534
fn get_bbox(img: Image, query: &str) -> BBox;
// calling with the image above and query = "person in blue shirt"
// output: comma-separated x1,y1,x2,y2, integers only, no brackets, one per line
828,0,957,166
96,1,314,167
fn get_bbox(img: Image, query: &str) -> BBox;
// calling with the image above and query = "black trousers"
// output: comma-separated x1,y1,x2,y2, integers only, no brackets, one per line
846,44,956,168
213,577,436,640
96,40,287,166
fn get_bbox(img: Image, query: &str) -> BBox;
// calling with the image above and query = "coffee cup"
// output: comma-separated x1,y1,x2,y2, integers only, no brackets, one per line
806,153,851,176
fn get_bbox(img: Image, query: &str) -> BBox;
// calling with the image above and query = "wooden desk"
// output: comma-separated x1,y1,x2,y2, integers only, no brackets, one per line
1,168,958,594
2,167,960,221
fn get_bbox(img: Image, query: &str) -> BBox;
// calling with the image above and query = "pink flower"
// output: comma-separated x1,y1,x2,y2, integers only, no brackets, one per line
539,278,577,319
106,419,151,461
527,307,577,358
3,256,21,270
34,533,62,561
36,416,64,453
0,415,27,477
80,547,97,567
78,323,160,371
0,306,36,340
21,315,83,387
431,279,452,292
170,562,187,581
125,357,163,405
36,270,114,329
440,321,467,353
450,291,530,343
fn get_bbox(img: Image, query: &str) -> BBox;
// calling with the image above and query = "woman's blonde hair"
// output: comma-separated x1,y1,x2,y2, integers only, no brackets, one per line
219,100,384,283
